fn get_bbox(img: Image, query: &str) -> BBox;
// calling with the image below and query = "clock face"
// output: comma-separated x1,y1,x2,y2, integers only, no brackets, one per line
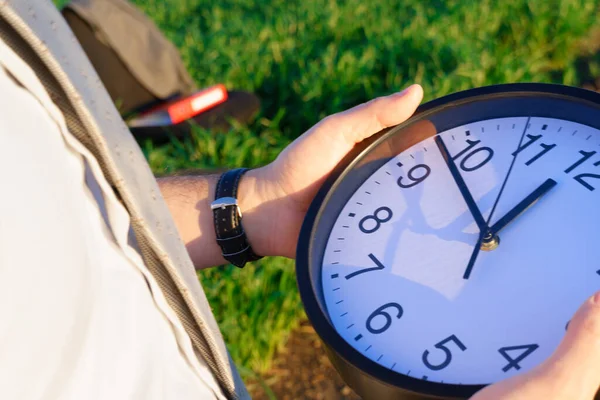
296,84,600,399
321,116,600,385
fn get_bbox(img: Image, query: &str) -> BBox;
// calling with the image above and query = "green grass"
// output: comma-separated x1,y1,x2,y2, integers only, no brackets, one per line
59,0,600,379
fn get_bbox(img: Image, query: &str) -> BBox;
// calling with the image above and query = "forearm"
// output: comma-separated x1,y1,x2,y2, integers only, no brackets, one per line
157,168,276,270
156,86,424,270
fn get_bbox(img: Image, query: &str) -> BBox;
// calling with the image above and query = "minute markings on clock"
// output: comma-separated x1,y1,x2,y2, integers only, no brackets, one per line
317,113,599,389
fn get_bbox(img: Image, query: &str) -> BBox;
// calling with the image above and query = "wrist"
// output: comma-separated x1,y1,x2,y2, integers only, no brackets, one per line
236,166,281,258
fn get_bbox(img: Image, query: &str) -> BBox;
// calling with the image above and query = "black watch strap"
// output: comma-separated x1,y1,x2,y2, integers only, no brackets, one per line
211,168,263,268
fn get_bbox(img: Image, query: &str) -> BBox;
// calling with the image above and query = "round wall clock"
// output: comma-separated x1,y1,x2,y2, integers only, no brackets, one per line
296,83,600,399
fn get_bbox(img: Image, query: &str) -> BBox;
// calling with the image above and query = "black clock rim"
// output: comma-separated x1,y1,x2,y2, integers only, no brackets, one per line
295,83,600,399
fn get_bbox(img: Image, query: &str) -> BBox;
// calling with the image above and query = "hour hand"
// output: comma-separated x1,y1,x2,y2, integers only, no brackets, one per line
435,136,489,235
490,178,557,235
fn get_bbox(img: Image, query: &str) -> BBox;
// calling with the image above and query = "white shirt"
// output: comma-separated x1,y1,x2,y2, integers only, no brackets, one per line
0,38,224,399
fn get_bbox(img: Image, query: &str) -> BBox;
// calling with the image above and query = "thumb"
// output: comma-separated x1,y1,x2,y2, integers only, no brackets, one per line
471,293,600,400
322,83,424,149
536,292,600,398
271,84,423,193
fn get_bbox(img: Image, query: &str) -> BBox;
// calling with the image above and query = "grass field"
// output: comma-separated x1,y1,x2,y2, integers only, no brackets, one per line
61,0,600,379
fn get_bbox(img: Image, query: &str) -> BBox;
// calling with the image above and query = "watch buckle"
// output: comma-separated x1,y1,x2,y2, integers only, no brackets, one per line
211,196,242,218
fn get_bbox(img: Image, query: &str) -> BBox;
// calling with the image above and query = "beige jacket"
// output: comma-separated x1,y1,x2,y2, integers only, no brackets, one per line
0,1,249,398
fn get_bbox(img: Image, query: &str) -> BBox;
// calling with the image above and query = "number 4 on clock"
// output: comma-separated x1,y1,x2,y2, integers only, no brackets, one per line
498,344,539,372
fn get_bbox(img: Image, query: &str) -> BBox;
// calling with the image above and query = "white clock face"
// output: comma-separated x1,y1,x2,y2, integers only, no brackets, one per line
321,116,600,385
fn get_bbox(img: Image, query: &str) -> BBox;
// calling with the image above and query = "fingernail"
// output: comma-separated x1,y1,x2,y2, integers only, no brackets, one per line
592,291,600,304
395,84,415,97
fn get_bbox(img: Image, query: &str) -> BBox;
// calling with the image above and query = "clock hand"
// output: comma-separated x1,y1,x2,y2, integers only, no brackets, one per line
485,117,531,225
489,178,557,236
462,118,533,280
463,236,484,280
464,179,557,280
435,135,492,280
435,135,490,235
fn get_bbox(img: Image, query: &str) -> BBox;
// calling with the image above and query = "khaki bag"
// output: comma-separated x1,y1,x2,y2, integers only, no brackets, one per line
62,0,197,114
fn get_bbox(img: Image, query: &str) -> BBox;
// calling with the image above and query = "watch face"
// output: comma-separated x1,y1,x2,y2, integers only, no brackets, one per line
296,84,600,399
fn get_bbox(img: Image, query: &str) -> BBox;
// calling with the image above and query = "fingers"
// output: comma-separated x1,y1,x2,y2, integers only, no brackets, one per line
322,84,424,147
535,292,600,398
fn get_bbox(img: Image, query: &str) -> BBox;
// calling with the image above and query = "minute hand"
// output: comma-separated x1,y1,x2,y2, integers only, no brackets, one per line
489,178,557,235
435,136,489,235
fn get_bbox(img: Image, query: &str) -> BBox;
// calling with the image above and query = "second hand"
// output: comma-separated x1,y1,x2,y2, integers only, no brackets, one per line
485,117,532,227
463,117,532,279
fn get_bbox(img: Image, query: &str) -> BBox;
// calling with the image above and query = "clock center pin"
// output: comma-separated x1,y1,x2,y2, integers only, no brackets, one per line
481,233,500,251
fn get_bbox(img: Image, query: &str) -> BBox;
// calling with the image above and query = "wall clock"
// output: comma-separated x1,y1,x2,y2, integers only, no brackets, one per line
296,83,600,399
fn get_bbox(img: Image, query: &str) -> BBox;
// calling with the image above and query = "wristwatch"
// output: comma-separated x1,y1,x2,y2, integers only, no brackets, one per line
211,168,263,268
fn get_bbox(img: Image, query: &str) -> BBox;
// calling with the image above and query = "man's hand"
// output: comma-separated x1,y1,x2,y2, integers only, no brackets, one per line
472,292,600,400
159,85,422,269
240,84,423,258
